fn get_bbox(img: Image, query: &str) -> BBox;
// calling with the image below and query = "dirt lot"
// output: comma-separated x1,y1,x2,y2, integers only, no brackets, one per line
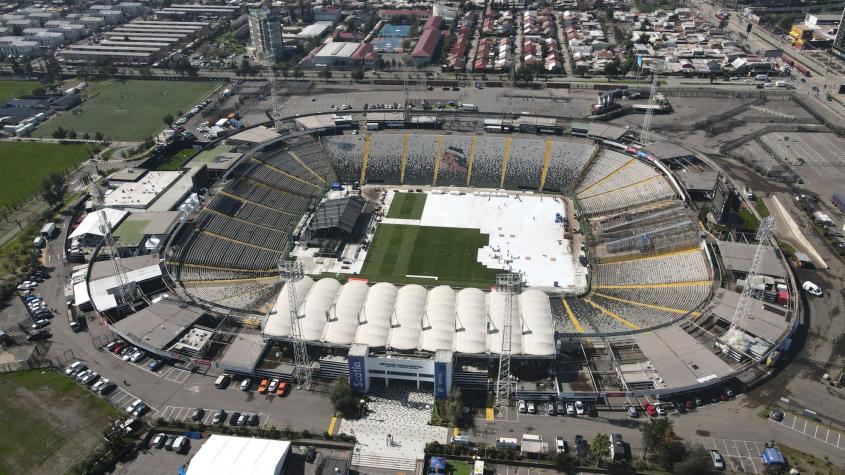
0,369,121,474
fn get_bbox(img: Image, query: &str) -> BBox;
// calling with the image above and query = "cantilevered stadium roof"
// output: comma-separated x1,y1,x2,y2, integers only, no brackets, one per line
262,277,556,356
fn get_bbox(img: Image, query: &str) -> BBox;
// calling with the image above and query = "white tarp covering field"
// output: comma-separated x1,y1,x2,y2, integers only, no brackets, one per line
418,191,579,288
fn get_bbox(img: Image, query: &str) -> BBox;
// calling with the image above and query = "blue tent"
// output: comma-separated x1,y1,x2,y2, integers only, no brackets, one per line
428,456,447,474
762,447,786,466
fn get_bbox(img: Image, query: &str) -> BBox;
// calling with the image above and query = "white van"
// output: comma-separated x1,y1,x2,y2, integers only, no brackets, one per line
173,435,189,453
755,74,769,81
496,437,519,449
214,374,231,389
451,435,471,445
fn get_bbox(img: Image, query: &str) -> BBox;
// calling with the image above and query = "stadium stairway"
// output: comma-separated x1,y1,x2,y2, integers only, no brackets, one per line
351,453,418,472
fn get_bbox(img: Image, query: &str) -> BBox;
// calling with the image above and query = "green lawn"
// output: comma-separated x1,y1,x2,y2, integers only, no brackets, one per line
151,147,197,171
0,80,40,104
35,80,220,141
360,224,501,287
387,192,427,219
0,370,121,475
0,142,93,209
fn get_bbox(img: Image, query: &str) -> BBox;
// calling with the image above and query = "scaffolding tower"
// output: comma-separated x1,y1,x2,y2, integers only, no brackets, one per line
82,174,145,316
639,63,661,145
719,216,775,359
495,272,522,407
278,259,312,389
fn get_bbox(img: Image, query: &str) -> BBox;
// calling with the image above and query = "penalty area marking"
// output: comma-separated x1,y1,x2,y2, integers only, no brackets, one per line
406,275,438,280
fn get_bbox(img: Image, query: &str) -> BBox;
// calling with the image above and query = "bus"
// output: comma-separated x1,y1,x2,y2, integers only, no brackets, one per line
67,305,81,332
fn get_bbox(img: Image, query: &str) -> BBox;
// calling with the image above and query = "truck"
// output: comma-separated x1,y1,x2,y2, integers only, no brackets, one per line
495,437,519,449
832,193,845,213
40,222,57,239
67,305,81,332
460,103,478,111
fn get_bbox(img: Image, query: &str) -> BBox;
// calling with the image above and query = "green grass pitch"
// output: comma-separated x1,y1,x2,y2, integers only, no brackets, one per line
387,192,427,219
360,224,501,287
0,80,40,104
35,80,220,141
0,142,93,209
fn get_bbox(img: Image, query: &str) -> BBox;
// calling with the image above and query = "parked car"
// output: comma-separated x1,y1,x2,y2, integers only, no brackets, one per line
147,359,164,371
151,433,166,449
675,402,687,413
645,403,657,417
82,371,100,386
268,379,279,394
237,414,248,426
566,402,575,415
655,403,666,416
212,410,226,424
276,381,288,396
191,407,205,421
240,378,252,391
132,402,148,417
164,435,177,451
803,281,823,296
130,350,146,363
527,401,536,414
710,450,725,470
575,401,585,415
517,400,527,413
99,381,117,395
27,330,51,341
249,413,259,426
229,412,241,425
555,400,565,414
556,436,568,454
65,361,83,375
31,319,50,330
546,402,556,416
258,379,269,393
126,399,144,414
626,405,639,418
771,410,784,422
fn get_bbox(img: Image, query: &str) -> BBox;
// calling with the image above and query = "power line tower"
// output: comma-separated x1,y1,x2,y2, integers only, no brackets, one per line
82,174,145,315
639,63,661,145
494,271,522,407
278,259,312,389
719,216,775,360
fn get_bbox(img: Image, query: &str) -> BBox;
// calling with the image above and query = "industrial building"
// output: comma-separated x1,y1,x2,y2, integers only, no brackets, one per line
156,3,241,20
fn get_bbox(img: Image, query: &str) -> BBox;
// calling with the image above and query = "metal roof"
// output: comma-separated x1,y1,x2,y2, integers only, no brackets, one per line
310,196,365,233
716,240,787,278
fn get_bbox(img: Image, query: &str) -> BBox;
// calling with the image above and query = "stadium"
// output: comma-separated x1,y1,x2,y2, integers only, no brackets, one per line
150,126,796,402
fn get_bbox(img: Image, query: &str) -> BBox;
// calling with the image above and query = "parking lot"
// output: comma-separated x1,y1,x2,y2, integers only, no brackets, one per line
102,344,192,384
155,405,274,428
691,437,769,474
770,412,845,452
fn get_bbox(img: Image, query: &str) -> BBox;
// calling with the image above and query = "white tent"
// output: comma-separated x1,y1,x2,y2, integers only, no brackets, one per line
68,208,128,243
186,435,290,475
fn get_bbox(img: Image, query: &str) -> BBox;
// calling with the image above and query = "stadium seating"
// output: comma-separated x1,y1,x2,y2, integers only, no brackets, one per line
594,250,710,286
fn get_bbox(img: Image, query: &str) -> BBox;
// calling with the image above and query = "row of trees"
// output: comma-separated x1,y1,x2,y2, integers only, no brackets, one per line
51,127,104,142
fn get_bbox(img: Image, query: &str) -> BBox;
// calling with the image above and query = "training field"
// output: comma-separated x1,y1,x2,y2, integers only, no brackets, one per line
0,80,39,104
0,370,121,474
35,80,220,141
359,189,583,288
386,192,427,219
360,224,500,287
0,142,92,209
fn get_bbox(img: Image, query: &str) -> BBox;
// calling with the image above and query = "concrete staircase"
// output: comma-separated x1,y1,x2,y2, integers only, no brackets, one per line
351,452,418,472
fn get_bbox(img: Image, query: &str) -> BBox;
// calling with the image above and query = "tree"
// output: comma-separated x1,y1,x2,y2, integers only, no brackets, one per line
293,68,304,81
163,113,174,126
40,172,67,207
52,127,67,139
94,131,105,142
673,444,713,475
328,379,362,418
639,417,672,460
590,433,611,465
444,388,464,427
82,132,90,140
605,57,621,76
319,68,332,82
67,130,77,139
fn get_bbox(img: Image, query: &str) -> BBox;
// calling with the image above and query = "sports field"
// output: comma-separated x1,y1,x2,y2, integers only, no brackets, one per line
35,80,220,141
360,224,501,287
0,80,39,104
0,142,93,209
387,192,427,219
0,370,121,474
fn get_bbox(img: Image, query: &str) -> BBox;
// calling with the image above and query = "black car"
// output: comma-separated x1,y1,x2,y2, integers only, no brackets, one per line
771,410,784,422
675,402,687,414
305,446,317,463
27,330,51,341
229,412,241,425
249,413,259,426
574,435,588,458
191,407,205,421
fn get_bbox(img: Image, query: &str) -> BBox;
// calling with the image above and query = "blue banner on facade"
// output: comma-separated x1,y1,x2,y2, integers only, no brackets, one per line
434,361,448,400
348,354,367,393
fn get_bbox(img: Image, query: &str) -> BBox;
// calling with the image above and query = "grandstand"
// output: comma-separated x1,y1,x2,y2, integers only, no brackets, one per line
165,133,335,311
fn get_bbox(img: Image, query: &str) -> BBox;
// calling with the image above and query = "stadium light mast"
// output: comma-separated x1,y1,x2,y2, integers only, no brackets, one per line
494,271,522,407
81,173,144,316
719,216,775,358
639,61,661,145
278,259,312,389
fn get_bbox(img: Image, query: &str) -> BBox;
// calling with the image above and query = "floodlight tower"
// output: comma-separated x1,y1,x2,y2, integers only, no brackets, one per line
82,173,143,314
266,61,285,129
278,259,312,388
494,271,522,407
720,216,775,357
639,62,661,145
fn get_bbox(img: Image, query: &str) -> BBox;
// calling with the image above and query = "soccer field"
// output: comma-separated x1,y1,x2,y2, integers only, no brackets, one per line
360,224,501,287
35,80,220,141
0,142,93,209
387,192,427,219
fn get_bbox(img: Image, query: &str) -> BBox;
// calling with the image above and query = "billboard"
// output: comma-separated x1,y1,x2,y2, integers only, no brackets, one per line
348,354,368,393
434,361,449,400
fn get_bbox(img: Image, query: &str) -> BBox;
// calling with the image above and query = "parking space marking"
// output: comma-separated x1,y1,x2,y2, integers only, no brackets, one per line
104,349,192,384
158,405,274,428
771,413,845,451
692,437,767,474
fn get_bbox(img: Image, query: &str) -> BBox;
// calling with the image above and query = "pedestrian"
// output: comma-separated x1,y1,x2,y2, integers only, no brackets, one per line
123,379,128,385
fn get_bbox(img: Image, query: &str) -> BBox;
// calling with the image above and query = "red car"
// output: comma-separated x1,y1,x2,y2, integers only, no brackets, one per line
684,400,695,410
112,343,126,354
718,391,728,402
644,403,657,417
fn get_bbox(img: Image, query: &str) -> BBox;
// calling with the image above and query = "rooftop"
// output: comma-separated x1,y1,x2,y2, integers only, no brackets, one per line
104,171,182,209
716,240,787,278
185,435,290,475
187,143,241,170
229,125,280,144
111,211,181,248
112,296,205,349
314,41,361,58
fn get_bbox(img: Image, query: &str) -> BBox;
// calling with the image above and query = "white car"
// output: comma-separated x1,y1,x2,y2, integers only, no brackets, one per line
710,450,725,470
65,361,83,375
92,378,109,392
802,281,822,296
575,401,585,415
655,403,666,416
556,436,567,454
517,400,527,413
130,350,145,363
527,401,536,414
122,347,138,361
240,378,251,391
566,402,575,415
